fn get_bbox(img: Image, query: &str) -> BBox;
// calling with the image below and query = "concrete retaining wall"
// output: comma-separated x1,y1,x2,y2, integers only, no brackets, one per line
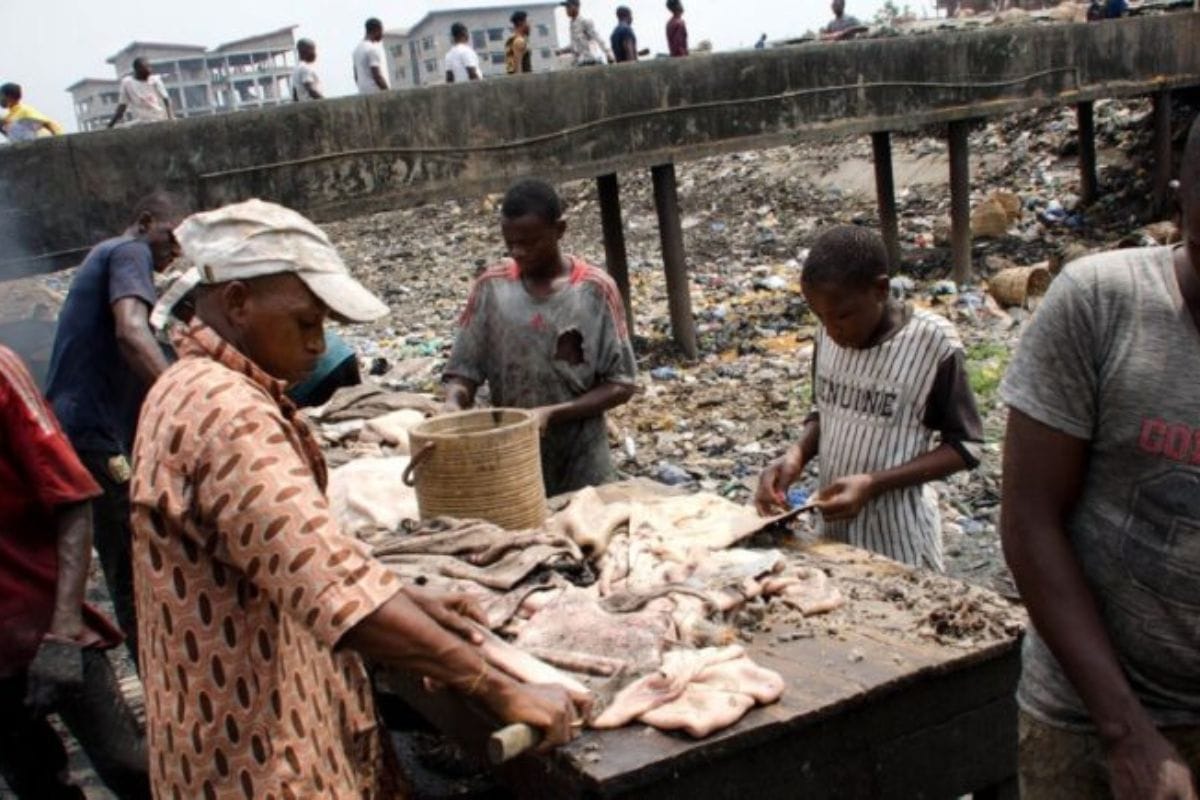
3,13,1199,279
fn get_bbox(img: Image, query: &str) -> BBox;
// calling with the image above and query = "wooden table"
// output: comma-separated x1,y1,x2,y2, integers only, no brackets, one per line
378,544,1023,800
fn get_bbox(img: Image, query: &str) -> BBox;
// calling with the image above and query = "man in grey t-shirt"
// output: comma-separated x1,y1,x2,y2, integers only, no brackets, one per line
999,117,1200,799
444,179,636,496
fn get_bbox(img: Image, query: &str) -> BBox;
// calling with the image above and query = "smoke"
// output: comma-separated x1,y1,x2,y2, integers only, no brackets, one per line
0,184,70,388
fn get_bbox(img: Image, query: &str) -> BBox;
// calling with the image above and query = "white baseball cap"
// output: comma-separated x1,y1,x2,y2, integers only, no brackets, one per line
173,199,389,323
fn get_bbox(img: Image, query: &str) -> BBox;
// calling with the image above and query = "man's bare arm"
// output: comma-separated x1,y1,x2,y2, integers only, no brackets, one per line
443,376,479,411
48,501,93,640
1001,409,1196,800
107,103,128,128
371,65,388,91
536,381,633,428
342,588,584,748
113,298,170,384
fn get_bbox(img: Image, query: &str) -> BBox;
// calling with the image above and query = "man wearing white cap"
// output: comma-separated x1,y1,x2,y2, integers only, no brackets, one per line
129,199,585,799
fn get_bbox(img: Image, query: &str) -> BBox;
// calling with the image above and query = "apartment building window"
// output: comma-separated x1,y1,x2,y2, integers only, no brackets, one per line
425,59,436,73
391,45,405,57
541,48,552,60
490,53,505,65
537,24,550,38
422,36,434,51
184,84,210,109
472,30,486,50
487,28,504,41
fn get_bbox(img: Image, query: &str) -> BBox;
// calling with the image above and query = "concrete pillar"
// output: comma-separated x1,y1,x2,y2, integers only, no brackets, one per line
871,131,902,271
651,163,698,359
948,120,972,285
1076,101,1098,206
1153,90,1173,217
596,173,635,337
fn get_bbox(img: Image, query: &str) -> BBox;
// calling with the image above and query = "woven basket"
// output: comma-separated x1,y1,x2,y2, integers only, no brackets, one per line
988,265,1052,308
403,409,547,530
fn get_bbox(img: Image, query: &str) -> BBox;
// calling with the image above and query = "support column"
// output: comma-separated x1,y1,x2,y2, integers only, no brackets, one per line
948,120,972,285
871,131,902,271
596,173,634,337
1153,90,1173,217
651,163,698,360
1076,101,1098,206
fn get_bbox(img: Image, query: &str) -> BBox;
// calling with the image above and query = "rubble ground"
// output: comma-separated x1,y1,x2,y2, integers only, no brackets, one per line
321,96,1192,597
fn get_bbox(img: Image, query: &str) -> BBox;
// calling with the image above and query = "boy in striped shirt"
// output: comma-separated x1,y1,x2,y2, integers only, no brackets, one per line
756,225,983,570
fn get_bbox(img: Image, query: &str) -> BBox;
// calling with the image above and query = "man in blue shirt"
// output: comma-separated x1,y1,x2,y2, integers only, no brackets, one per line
287,330,362,407
44,193,184,660
611,6,638,63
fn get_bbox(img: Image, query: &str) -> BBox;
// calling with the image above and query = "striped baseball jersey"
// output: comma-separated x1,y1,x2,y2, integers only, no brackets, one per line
812,306,978,570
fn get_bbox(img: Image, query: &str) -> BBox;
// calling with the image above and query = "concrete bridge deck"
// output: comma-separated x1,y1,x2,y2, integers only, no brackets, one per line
3,13,1198,351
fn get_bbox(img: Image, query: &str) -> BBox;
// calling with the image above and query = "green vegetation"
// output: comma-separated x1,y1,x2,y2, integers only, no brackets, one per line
966,340,1011,405
873,0,914,25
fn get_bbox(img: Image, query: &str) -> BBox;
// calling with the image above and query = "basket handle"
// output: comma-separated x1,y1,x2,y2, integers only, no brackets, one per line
402,442,437,487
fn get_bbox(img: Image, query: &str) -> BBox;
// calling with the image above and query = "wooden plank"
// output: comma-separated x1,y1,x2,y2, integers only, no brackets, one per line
872,131,902,270
378,624,1020,798
597,173,635,338
948,120,972,284
651,163,698,359
1153,90,1173,217
1077,101,1098,206
375,539,1023,798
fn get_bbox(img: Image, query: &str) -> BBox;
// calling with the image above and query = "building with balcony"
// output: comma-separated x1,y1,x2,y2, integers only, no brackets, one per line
383,3,562,89
68,26,298,132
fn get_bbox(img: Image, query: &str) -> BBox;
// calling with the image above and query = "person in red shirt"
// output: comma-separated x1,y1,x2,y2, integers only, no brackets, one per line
0,345,149,800
666,0,688,56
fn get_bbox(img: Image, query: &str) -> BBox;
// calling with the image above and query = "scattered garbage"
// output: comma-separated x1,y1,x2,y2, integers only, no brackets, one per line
300,93,1188,590
987,265,1052,309
650,366,681,381
930,280,959,297
654,462,694,486
787,486,812,509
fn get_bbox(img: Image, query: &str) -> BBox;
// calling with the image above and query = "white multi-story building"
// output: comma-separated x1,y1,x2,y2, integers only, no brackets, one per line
68,26,298,132
383,3,563,89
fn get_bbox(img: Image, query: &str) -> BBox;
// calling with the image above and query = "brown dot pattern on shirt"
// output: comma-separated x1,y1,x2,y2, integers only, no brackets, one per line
130,323,406,799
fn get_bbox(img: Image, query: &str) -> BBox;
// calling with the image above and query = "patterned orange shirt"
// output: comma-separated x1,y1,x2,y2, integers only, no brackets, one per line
130,321,405,800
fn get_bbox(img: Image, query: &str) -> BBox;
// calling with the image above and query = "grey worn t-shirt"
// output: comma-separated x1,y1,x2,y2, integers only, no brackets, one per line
1000,246,1200,729
445,257,637,496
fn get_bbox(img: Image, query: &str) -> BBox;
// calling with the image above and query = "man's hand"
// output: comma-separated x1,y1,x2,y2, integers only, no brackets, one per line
25,637,85,715
530,407,554,435
486,682,589,751
755,450,804,516
403,587,487,644
813,473,876,521
1106,724,1198,800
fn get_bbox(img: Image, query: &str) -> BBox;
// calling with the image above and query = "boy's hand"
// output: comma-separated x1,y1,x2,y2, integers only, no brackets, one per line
813,474,876,521
755,450,805,516
531,407,553,435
